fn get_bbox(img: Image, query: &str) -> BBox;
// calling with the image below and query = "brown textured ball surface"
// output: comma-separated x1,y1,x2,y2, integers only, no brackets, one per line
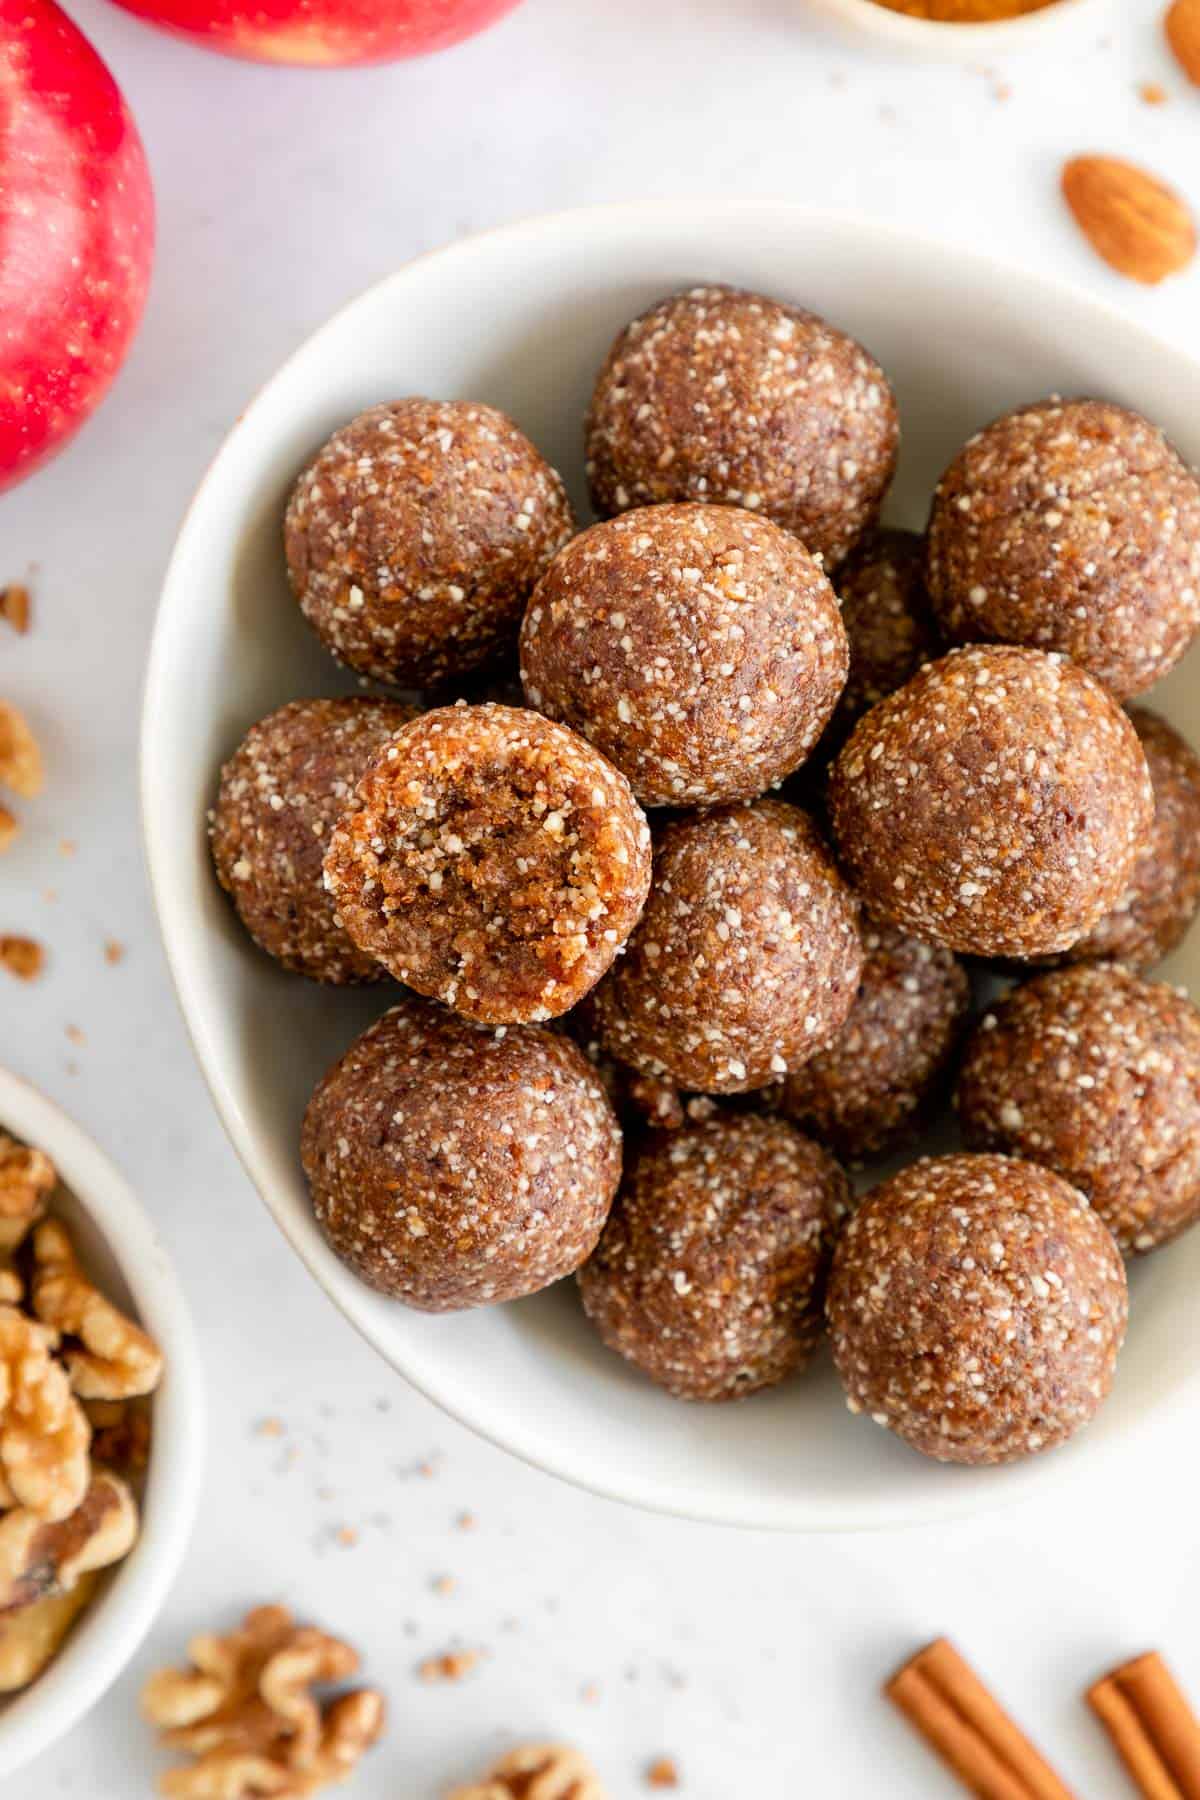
323,704,651,1025
1054,707,1200,972
520,503,848,808
772,919,970,1161
578,1114,849,1401
827,527,938,751
828,645,1153,958
584,285,898,567
210,697,415,983
284,399,575,688
925,398,1200,700
301,998,622,1311
957,965,1200,1254
827,1153,1127,1466
588,799,863,1095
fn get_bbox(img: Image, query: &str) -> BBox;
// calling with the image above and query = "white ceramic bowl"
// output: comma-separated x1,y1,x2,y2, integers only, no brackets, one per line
142,201,1200,1532
0,1068,204,1776
807,0,1106,59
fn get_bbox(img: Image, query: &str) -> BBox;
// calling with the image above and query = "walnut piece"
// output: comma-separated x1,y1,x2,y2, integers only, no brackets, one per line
0,804,16,853
142,1604,386,1799
0,586,30,635
0,1305,90,1521
0,936,44,982
0,702,42,798
0,1469,137,1612
0,1570,100,1693
0,1136,56,1254
447,1745,608,1800
31,1218,164,1399
85,1396,152,1479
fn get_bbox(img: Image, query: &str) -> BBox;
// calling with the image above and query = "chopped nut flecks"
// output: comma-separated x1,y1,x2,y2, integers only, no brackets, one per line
419,1648,481,1683
586,285,897,568
0,703,42,798
926,399,1200,699
103,939,125,966
830,646,1153,959
210,697,415,984
958,965,1200,1254
646,1758,681,1789
0,937,44,981
0,585,30,634
580,1115,848,1400
590,798,862,1094
301,998,621,1311
324,704,651,1024
827,1153,1127,1465
521,504,848,809
285,399,574,689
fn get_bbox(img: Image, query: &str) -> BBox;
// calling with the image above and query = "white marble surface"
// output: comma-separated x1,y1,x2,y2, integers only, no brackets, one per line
4,0,1200,1792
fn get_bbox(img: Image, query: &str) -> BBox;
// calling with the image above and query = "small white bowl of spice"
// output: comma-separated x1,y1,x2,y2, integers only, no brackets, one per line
808,0,1108,59
0,1067,204,1778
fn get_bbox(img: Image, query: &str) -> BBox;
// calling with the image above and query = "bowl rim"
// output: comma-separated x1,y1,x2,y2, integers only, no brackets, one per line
807,0,1101,55
0,1067,206,1775
140,197,1200,1533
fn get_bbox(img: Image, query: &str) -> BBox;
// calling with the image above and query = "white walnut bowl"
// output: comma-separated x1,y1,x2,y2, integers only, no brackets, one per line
0,1067,204,1777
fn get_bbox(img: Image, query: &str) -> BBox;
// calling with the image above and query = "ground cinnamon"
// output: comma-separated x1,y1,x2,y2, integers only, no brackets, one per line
886,1639,1078,1800
871,0,1058,20
1088,1653,1200,1799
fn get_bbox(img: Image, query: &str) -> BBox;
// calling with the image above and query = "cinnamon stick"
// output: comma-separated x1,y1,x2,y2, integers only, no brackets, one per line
885,1638,1078,1800
1087,1652,1200,1799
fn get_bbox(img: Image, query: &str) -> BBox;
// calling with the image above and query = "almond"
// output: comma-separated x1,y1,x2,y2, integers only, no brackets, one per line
1062,154,1197,285
1167,0,1200,85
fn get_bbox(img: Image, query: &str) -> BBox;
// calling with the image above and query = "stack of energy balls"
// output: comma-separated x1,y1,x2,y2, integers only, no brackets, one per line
210,287,1200,1472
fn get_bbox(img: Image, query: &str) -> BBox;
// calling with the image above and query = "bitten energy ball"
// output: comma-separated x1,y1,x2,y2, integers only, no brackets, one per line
827,527,938,751
585,285,898,567
772,920,970,1161
925,398,1200,700
827,1153,1127,1466
210,697,415,983
578,1114,849,1401
828,646,1153,958
301,998,621,1311
589,799,862,1095
1056,708,1200,972
520,504,848,807
284,399,575,688
324,704,651,1025
957,965,1200,1254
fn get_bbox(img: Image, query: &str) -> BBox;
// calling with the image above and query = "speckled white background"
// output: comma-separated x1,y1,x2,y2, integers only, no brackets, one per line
3,0,1200,1792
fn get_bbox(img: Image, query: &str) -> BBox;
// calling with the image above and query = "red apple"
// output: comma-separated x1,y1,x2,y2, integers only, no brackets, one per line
0,0,154,492
106,0,524,65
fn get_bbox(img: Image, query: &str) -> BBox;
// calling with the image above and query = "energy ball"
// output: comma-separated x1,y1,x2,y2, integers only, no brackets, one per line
209,697,415,983
284,399,575,688
578,1114,849,1401
585,285,898,567
827,527,938,752
588,799,863,1095
827,1153,1127,1466
520,504,848,808
957,965,1200,1254
301,998,621,1311
828,645,1153,959
925,398,1200,700
772,919,970,1162
324,704,651,1025
1055,707,1200,972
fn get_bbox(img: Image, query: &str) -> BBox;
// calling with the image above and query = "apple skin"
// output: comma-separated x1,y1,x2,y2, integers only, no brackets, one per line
0,0,154,493
105,0,525,65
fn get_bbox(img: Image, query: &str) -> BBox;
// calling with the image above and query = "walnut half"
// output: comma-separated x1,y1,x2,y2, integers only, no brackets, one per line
0,1470,138,1613
0,1305,91,1522
30,1219,164,1400
447,1744,609,1800
141,1604,386,1799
